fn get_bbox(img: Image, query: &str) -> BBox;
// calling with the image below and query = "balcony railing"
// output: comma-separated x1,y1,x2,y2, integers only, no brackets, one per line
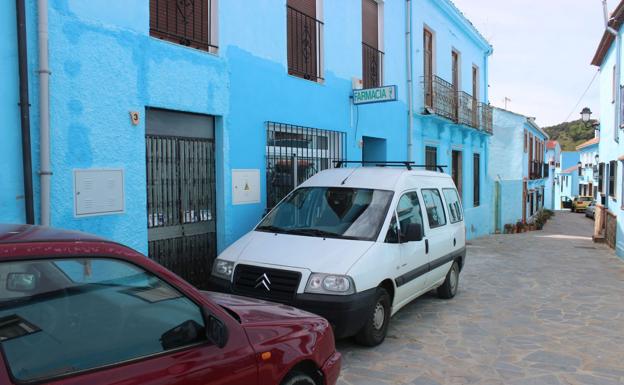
287,6,323,82
423,75,493,134
362,42,384,88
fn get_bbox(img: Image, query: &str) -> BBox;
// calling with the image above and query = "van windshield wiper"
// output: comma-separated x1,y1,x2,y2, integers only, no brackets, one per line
288,228,358,240
256,225,287,233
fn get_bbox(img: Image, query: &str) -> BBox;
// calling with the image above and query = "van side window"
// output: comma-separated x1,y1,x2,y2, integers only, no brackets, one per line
397,192,424,239
421,189,447,228
442,188,463,223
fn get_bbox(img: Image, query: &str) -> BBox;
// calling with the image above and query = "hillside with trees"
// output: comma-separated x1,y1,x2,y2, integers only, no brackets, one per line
542,119,597,151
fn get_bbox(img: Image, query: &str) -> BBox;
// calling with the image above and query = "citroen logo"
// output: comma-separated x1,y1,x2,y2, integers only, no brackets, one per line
254,273,271,291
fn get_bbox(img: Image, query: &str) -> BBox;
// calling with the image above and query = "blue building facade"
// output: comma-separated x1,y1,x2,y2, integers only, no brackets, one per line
1,0,494,282
544,140,561,210
576,137,599,198
489,108,548,231
553,152,580,210
591,0,624,256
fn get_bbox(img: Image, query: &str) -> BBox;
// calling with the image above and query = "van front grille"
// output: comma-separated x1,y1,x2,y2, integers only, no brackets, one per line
232,264,301,302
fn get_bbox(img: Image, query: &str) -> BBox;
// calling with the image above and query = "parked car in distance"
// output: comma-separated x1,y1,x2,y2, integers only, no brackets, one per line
571,196,593,212
585,200,596,219
0,224,340,385
210,166,466,346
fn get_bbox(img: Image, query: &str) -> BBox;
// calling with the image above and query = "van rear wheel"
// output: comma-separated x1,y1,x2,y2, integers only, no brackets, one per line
437,261,459,299
354,288,391,347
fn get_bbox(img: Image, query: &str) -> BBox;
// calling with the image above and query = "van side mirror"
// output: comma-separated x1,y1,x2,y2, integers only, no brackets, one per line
401,223,423,243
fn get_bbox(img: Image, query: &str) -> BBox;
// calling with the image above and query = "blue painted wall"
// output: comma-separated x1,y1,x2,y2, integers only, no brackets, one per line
1,0,495,257
544,141,561,210
490,108,548,230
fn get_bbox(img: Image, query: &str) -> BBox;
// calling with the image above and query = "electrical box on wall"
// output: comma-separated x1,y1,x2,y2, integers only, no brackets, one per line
232,169,260,205
352,77,363,90
74,169,125,217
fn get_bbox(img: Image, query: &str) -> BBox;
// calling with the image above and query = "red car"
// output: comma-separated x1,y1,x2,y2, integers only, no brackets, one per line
0,224,340,385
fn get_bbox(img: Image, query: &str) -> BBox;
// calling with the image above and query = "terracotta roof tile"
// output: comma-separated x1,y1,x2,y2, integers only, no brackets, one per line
576,137,600,150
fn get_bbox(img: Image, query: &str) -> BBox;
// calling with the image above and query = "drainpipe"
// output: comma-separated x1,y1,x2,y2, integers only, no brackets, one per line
16,0,35,224
38,0,51,226
405,0,414,161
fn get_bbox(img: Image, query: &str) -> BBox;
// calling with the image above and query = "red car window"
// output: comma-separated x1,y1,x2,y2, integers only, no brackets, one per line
0,258,207,383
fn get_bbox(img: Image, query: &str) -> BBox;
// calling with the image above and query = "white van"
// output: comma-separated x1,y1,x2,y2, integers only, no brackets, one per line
209,165,466,346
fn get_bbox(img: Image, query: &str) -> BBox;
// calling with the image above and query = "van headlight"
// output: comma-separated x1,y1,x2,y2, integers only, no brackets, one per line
211,259,234,280
305,273,355,295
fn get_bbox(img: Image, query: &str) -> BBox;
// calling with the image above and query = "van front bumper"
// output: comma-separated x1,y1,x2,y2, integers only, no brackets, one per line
207,276,376,339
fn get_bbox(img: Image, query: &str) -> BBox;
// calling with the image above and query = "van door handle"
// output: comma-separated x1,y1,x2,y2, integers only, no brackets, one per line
425,239,429,254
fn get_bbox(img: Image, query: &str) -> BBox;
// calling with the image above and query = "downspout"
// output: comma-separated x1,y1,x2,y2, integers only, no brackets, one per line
405,0,413,161
16,0,35,224
38,0,51,226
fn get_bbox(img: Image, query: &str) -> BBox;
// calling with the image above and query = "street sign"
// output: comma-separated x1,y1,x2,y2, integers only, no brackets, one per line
353,85,397,105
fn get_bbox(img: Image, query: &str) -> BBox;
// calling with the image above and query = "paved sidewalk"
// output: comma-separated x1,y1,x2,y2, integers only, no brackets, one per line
337,212,624,385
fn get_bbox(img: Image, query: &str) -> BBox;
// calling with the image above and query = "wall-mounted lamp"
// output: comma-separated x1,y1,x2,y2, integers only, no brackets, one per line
580,107,592,128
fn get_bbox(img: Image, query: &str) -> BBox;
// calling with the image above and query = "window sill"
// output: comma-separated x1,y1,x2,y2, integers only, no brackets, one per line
287,73,325,86
149,36,219,57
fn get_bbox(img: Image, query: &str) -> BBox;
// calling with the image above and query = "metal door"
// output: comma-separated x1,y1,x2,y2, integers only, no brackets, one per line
146,109,216,288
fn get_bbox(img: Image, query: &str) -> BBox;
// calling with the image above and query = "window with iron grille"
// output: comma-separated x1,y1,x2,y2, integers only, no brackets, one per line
287,0,323,82
150,0,218,53
266,122,345,209
362,0,383,88
473,153,480,207
425,146,437,171
609,160,617,197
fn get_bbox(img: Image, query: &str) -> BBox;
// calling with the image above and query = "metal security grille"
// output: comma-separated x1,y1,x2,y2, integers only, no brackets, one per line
146,134,216,289
425,146,437,171
362,42,383,88
266,122,346,209
150,0,217,52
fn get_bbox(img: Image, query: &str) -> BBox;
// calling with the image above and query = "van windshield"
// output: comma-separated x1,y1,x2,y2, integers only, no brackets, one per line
257,187,394,241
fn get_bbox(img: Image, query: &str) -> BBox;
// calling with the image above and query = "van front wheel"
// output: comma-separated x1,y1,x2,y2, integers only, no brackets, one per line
438,261,459,299
354,288,391,347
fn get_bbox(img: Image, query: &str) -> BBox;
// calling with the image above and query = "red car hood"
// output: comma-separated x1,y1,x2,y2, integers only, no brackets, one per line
202,291,321,325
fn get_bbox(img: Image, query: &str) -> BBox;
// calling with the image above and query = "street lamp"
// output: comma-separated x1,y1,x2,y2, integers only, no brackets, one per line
580,107,593,128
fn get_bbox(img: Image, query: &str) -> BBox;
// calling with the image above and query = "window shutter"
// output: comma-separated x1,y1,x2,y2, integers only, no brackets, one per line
288,0,316,17
362,0,378,48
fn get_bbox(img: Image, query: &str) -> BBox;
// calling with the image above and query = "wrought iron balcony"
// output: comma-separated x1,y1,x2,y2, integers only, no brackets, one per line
362,42,384,88
423,75,493,134
287,6,323,82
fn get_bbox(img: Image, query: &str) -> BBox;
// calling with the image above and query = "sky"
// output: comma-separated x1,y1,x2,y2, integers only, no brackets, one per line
451,0,617,127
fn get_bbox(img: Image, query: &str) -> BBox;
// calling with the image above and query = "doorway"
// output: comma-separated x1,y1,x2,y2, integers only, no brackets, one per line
145,108,216,288
362,136,387,165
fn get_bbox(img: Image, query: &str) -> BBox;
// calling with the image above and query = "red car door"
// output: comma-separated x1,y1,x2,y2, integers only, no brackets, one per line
0,256,258,385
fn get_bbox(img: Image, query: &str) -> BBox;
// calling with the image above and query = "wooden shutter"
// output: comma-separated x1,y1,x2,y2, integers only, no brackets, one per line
288,0,316,17
452,51,459,91
362,0,378,48
424,29,433,107
149,0,214,51
287,0,319,81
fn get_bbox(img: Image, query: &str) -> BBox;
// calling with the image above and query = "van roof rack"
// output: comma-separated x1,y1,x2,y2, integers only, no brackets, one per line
333,161,447,173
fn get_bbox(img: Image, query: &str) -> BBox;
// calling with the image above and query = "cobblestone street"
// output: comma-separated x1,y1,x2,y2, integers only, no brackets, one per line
337,212,624,385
